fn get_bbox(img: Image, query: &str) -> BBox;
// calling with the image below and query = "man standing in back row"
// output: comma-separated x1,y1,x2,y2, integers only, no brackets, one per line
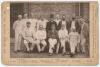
13,15,23,52
21,13,29,31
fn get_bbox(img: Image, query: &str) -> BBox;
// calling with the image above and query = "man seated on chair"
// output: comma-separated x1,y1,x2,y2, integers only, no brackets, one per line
48,24,59,56
35,17,47,52
58,25,69,56
22,21,37,53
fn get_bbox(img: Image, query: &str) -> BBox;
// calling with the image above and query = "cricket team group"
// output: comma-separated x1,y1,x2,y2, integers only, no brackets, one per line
13,13,89,57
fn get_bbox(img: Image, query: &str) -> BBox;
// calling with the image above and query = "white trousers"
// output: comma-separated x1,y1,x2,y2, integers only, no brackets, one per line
24,37,36,51
14,31,22,51
81,37,86,53
70,41,77,54
60,39,66,53
36,39,47,51
48,38,57,53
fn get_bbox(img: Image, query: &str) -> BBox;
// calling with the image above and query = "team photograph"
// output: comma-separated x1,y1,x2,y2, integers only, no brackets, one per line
10,2,89,58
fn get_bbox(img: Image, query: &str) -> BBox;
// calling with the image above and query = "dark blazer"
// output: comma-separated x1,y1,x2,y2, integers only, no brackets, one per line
68,20,81,34
57,20,69,31
46,20,57,32
46,20,59,40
